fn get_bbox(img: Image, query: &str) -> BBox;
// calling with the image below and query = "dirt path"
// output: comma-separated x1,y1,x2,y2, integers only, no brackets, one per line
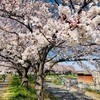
85,91,100,100
44,82,99,100
0,75,11,100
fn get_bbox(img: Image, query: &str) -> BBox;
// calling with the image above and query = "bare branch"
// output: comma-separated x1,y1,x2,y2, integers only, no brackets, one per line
69,0,75,10
54,0,59,6
78,0,92,14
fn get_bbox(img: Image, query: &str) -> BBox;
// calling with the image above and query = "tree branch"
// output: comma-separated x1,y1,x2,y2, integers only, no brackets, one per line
78,0,92,14
0,26,19,41
69,0,75,10
0,9,24,19
54,0,59,6
9,16,33,33
54,58,100,64
0,54,15,65
0,11,33,33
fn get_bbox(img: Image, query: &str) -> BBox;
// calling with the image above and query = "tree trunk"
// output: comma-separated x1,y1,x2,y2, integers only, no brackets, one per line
17,70,22,80
35,74,44,100
21,68,28,88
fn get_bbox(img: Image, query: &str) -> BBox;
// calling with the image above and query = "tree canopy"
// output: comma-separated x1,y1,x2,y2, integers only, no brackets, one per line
0,0,100,99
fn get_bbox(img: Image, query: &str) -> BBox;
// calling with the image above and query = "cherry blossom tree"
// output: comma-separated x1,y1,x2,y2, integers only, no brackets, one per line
51,64,76,74
0,0,100,100
0,30,33,87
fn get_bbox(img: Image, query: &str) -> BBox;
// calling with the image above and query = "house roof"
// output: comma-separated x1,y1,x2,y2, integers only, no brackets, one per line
77,70,92,75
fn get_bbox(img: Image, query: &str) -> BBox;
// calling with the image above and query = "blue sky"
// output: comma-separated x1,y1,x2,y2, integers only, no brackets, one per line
59,61,96,71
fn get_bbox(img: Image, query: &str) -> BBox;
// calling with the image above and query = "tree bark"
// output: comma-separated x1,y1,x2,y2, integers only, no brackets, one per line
17,69,22,80
21,68,28,88
35,63,44,100
35,74,44,100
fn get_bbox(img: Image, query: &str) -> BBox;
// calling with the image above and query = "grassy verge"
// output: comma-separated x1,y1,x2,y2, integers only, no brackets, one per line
64,74,77,79
4,76,36,100
86,88,100,94
45,73,77,85
45,74,61,85
3,75,58,100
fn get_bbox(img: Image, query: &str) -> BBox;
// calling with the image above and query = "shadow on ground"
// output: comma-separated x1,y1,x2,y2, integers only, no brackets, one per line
44,82,94,100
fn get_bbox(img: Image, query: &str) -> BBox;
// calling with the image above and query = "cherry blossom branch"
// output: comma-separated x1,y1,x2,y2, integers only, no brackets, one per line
0,63,13,68
46,50,61,62
58,58,100,62
54,0,59,6
69,0,75,10
0,26,19,40
8,16,33,33
0,9,24,19
79,43,99,46
39,28,51,44
0,54,15,65
0,12,33,33
62,0,66,6
78,0,92,14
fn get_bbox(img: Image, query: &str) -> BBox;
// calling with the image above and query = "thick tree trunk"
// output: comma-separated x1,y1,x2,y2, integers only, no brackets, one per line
35,74,44,100
21,68,28,88
17,70,22,80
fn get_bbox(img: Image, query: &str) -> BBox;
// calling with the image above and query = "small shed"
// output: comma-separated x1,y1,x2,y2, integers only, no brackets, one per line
77,71,94,83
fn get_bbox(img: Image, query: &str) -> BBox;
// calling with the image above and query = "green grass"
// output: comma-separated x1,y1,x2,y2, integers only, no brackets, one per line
7,76,36,100
45,75,62,85
64,74,77,79
28,75,35,83
4,75,58,100
45,74,77,85
0,74,7,81
86,88,100,94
